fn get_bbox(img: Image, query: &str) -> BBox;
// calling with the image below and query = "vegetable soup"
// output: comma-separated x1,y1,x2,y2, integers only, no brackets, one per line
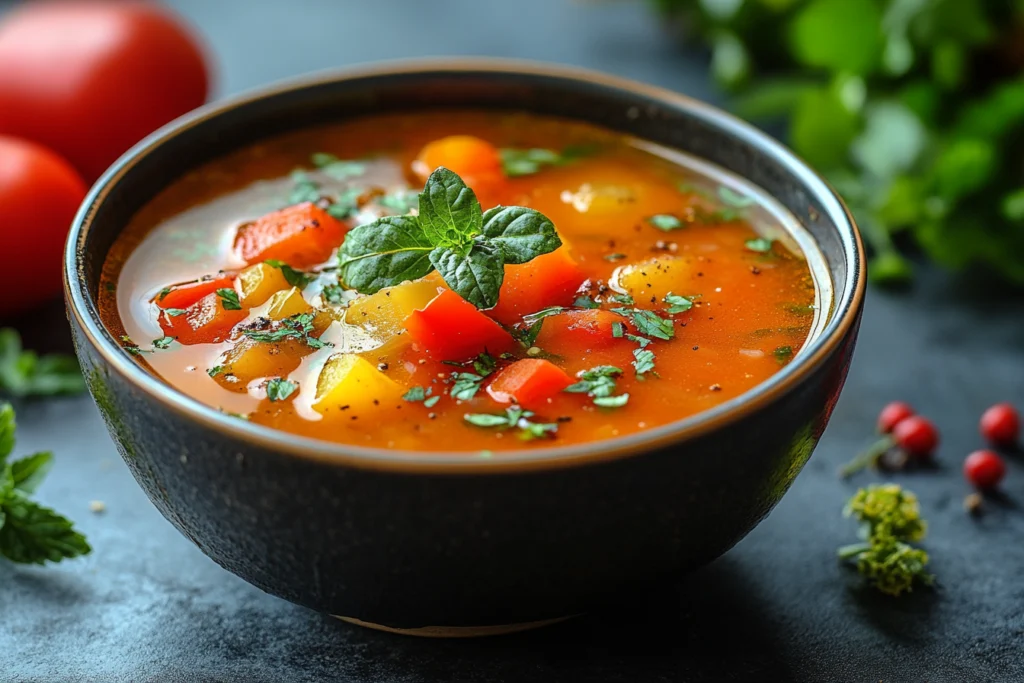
100,111,825,452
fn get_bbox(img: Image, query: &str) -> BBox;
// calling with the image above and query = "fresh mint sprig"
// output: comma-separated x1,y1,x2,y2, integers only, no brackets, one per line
338,168,562,309
0,329,85,398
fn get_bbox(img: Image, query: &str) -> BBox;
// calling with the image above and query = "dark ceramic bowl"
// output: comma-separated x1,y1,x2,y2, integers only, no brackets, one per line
64,59,864,636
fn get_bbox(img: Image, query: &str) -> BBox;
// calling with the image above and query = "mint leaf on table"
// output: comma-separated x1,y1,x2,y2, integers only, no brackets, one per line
0,402,89,565
338,167,561,309
0,329,86,398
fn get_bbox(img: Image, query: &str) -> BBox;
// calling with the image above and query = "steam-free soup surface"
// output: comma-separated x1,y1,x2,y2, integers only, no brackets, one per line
101,112,819,453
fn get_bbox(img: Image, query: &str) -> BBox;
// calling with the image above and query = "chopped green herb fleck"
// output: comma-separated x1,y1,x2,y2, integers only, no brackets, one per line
207,365,225,378
242,312,329,349
611,322,626,338
774,345,794,364
718,186,755,208
611,308,675,341
152,337,175,350
403,386,428,402
321,283,347,305
632,348,656,377
164,308,187,317
663,293,694,314
604,253,627,262
745,237,774,253
288,170,321,205
594,394,630,408
463,406,558,440
311,153,365,180
264,260,313,289
423,395,441,409
266,378,298,402
216,288,242,311
572,295,601,309
647,214,683,231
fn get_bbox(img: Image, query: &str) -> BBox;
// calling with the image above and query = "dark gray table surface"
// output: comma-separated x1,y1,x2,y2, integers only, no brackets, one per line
3,1,1024,681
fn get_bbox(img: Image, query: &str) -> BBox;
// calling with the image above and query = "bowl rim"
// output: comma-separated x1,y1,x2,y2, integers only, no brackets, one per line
64,57,865,474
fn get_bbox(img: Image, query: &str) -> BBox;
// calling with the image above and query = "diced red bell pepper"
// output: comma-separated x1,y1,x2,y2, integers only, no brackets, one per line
159,291,246,345
234,202,347,268
487,248,586,325
406,289,516,360
154,276,236,310
534,309,629,350
486,359,573,410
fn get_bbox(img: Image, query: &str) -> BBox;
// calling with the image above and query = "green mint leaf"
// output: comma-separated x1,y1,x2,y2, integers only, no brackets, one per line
0,329,86,398
664,293,694,314
480,206,562,264
0,496,91,565
417,168,482,250
152,337,175,350
338,215,435,294
423,395,441,408
266,378,298,402
429,243,505,310
403,386,427,402
311,153,365,180
633,348,656,377
611,308,674,341
264,260,313,289
745,237,774,253
10,452,52,494
647,214,683,231
288,170,322,205
593,394,630,408
216,288,242,311
0,403,14,464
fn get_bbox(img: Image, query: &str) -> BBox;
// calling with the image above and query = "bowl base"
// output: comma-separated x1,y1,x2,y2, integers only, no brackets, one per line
334,614,576,638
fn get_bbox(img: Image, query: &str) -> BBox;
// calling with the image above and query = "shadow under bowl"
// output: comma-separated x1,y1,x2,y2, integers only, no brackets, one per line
64,58,864,634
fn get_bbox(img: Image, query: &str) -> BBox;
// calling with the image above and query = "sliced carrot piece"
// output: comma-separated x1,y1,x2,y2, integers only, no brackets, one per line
487,248,585,326
159,291,246,345
234,202,346,268
406,289,516,361
413,135,505,189
155,276,236,310
486,359,573,410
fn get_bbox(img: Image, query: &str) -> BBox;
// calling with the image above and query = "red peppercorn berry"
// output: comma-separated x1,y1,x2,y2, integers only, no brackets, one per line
964,449,1006,489
878,401,915,434
891,415,939,459
980,403,1020,446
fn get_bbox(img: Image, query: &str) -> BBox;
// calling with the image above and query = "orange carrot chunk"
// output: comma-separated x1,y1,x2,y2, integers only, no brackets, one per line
406,289,516,361
234,202,347,268
487,359,574,410
413,135,505,189
159,291,246,345
155,276,236,310
487,248,586,326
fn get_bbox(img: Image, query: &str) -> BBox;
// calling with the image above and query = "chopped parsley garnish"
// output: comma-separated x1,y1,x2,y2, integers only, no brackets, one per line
402,386,429,402
120,336,145,356
216,288,242,311
445,352,498,401
663,293,694,314
242,312,330,349
572,295,601,309
647,214,683,231
565,365,628,408
311,153,365,180
266,377,298,402
499,144,597,177
0,403,91,565
423,395,441,409
326,187,364,220
378,189,419,214
0,329,85,398
610,308,675,341
610,293,634,305
338,168,561,309
464,406,558,440
593,394,630,408
632,348,656,378
718,186,755,208
321,283,347,305
264,260,313,289
164,308,187,317
611,322,626,338
785,303,816,317
745,237,774,253
517,306,568,347
156,287,172,301
774,345,794,364
152,336,175,350
207,365,225,378
288,170,321,205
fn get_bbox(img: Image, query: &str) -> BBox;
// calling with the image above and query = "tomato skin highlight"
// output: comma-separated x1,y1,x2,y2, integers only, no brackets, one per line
159,292,245,345
487,248,586,326
406,290,516,360
234,203,347,268
154,276,236,310
0,136,87,319
892,415,939,458
980,403,1020,446
487,359,574,410
0,1,210,181
877,401,915,434
963,449,1006,489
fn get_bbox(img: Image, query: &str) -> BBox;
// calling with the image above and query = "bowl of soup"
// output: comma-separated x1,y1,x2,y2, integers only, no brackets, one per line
65,59,863,635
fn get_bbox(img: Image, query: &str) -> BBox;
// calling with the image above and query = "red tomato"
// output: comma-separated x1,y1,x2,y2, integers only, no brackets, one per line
0,136,87,318
0,1,210,181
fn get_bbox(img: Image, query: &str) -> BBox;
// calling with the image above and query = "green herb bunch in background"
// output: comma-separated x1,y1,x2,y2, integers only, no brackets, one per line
650,0,1024,285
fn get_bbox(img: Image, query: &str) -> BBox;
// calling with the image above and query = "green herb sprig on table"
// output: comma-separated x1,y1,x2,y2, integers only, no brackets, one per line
839,483,933,596
650,0,1024,286
0,329,85,398
338,168,562,309
0,403,90,564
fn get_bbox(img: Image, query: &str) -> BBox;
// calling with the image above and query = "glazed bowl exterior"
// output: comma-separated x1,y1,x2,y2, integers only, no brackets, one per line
64,59,864,630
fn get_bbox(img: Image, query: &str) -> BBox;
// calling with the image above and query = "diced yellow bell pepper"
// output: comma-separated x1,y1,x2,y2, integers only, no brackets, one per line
238,263,290,307
345,278,443,342
212,337,309,391
614,257,694,304
313,354,404,416
265,287,314,320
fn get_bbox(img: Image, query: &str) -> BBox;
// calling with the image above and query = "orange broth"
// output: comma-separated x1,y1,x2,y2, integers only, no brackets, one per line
100,111,823,453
